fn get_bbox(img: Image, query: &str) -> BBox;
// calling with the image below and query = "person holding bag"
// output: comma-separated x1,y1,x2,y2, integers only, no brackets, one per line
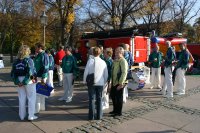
34,42,49,113
102,48,113,110
83,47,108,120
110,47,128,117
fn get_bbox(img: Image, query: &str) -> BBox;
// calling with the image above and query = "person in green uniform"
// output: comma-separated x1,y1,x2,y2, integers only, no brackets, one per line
34,42,49,113
73,48,82,66
98,45,104,60
162,41,176,98
58,46,78,102
175,43,190,95
46,49,55,93
148,45,163,89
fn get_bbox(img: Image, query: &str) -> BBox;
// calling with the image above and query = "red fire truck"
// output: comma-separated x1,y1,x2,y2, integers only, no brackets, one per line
79,28,150,65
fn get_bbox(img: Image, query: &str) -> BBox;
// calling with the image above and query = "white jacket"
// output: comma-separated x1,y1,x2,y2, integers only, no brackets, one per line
83,56,108,86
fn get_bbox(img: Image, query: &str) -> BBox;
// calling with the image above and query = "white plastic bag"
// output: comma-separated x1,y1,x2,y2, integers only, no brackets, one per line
0,60,4,68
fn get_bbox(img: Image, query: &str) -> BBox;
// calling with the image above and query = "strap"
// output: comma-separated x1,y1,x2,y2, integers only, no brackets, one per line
93,58,95,83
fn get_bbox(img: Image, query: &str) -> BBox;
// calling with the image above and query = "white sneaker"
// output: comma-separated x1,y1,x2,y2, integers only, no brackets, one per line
176,92,185,95
164,95,173,98
157,86,162,89
102,105,109,110
28,116,38,121
150,86,153,89
65,98,72,103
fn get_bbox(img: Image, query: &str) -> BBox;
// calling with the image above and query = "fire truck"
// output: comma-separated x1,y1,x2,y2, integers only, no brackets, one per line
79,28,150,65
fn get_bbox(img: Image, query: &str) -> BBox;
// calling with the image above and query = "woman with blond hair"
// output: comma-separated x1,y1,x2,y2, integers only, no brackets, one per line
83,47,108,120
11,45,38,121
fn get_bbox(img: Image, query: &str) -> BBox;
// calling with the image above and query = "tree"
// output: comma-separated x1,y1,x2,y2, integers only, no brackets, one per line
83,0,145,30
43,0,81,47
171,0,200,32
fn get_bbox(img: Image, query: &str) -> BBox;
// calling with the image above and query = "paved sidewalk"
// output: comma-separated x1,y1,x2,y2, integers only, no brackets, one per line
1,67,200,133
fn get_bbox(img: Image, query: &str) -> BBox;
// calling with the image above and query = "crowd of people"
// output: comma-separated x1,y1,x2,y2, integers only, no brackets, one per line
148,41,190,98
10,41,190,121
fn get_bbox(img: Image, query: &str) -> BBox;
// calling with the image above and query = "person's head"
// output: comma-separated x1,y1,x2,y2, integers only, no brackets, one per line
179,42,186,50
154,45,159,52
59,45,64,51
45,49,51,55
75,48,79,53
64,46,72,55
35,42,45,53
121,43,129,51
88,47,94,56
115,47,124,59
104,47,113,59
98,45,104,53
17,45,31,59
93,47,101,57
166,41,171,48
172,46,175,51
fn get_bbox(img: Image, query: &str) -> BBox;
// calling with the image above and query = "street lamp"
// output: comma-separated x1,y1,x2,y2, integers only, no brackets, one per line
40,11,48,46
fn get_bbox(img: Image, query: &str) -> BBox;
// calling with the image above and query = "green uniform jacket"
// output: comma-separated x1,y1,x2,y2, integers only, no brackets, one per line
104,57,113,81
61,54,78,76
34,51,49,78
176,49,190,69
164,47,176,68
111,57,128,86
149,51,163,68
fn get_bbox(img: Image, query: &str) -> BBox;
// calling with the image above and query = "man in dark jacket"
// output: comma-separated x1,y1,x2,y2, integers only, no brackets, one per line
162,41,176,98
175,43,189,95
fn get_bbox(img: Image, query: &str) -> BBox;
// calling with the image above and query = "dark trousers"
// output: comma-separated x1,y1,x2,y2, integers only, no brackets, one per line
88,85,103,120
110,85,124,115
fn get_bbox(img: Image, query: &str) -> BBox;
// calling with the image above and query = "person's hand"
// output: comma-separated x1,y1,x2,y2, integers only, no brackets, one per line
59,60,62,65
172,60,178,65
31,76,37,83
18,83,23,87
41,79,45,84
148,61,151,65
117,84,124,90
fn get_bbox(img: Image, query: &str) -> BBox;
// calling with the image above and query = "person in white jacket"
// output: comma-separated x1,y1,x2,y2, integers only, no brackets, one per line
83,47,108,120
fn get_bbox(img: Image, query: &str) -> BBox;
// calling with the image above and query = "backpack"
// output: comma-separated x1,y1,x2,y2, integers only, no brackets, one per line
124,51,133,67
13,58,28,76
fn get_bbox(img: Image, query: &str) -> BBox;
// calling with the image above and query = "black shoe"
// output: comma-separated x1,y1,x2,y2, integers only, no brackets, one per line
112,113,122,117
109,111,116,114
115,113,122,116
111,114,121,117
